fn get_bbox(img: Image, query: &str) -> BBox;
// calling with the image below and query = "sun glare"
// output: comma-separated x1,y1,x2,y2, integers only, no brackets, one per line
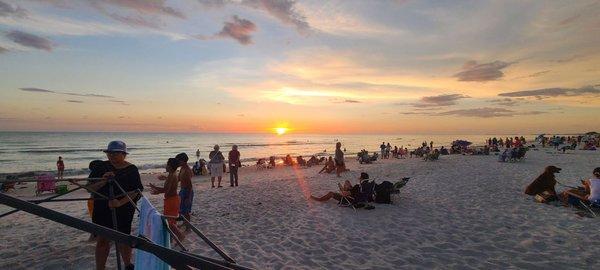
275,127,288,135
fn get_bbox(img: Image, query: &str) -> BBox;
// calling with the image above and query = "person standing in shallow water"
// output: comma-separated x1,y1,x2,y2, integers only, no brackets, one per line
209,145,225,188
228,145,241,187
56,156,65,179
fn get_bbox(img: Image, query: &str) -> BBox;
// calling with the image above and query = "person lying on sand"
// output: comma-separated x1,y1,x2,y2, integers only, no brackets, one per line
524,166,561,201
559,167,600,206
318,157,335,174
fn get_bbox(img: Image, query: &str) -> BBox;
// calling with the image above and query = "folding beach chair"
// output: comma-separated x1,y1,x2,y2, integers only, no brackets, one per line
578,199,600,218
337,182,356,211
36,174,56,196
390,177,410,203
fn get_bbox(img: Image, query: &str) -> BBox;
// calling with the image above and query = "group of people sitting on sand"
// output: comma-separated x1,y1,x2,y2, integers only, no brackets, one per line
310,172,410,209
524,165,600,213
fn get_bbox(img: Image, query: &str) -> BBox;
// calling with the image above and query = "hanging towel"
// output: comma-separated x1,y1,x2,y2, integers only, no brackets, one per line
135,197,171,270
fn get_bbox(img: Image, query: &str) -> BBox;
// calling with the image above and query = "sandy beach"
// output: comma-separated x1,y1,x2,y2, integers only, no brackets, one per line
1,148,600,269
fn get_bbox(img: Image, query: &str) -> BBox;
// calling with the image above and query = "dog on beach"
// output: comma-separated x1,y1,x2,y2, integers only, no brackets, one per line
525,165,561,196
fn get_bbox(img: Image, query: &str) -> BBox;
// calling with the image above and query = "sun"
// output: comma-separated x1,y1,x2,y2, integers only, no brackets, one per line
275,127,288,135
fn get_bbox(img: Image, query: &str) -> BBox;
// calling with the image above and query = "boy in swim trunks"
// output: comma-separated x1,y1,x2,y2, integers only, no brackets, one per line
175,153,194,227
149,158,185,241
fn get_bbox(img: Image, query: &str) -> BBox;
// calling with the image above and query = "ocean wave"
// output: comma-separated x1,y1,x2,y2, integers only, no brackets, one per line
219,141,327,148
16,146,172,154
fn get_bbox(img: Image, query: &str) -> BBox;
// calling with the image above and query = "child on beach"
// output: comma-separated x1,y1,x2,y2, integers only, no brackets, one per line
56,156,64,179
149,158,185,241
175,153,194,225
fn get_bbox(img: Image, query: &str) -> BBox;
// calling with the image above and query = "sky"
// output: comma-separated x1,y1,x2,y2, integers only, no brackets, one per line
0,0,599,134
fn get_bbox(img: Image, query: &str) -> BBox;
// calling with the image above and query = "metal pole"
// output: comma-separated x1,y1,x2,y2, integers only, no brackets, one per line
0,193,252,270
111,180,140,213
108,179,123,270
27,198,106,203
0,177,104,184
0,186,83,219
180,216,236,264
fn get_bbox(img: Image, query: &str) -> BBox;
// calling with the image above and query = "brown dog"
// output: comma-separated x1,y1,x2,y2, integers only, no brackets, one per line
525,166,561,196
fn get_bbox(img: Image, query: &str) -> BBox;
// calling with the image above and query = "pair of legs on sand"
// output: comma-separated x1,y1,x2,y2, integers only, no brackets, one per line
211,176,222,188
96,238,133,270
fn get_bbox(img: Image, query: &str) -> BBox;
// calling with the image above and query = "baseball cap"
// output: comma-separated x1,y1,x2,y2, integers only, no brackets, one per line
103,141,128,154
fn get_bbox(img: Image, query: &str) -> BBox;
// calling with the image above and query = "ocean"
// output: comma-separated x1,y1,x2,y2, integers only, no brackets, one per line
0,132,534,176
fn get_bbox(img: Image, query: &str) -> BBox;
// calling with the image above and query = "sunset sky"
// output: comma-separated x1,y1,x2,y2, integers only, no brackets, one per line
0,0,599,134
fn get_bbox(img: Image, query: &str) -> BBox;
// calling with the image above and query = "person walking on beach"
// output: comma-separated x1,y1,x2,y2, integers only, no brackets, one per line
196,149,200,161
56,156,65,180
88,141,143,270
175,153,194,224
380,142,386,159
209,145,225,188
228,145,241,187
149,158,185,241
335,142,346,177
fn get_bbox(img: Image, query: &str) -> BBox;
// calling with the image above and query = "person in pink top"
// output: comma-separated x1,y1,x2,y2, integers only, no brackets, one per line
56,156,65,180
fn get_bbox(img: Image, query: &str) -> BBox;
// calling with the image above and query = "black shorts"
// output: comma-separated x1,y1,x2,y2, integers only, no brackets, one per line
92,204,136,234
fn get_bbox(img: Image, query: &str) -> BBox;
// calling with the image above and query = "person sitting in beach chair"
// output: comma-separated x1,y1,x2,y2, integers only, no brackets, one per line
256,158,268,170
525,166,561,201
296,156,307,167
306,155,319,167
358,150,371,164
310,173,373,209
192,161,202,175
0,178,16,193
318,157,336,174
498,148,510,162
283,155,294,166
423,149,440,161
268,156,276,168
559,167,600,209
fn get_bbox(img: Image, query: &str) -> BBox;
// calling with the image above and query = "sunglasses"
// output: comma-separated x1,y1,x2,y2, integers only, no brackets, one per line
105,151,125,156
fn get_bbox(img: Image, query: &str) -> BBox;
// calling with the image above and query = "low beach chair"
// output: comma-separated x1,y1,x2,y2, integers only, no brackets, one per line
578,199,600,218
391,177,410,203
36,174,57,196
337,182,356,211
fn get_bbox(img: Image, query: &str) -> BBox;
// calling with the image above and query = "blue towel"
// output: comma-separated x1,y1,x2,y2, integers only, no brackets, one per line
135,197,171,270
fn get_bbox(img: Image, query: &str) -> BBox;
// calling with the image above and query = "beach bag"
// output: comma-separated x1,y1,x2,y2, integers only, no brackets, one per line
374,181,393,204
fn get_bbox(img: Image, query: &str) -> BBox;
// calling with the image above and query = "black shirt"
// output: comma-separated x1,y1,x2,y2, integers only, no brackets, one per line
91,161,143,209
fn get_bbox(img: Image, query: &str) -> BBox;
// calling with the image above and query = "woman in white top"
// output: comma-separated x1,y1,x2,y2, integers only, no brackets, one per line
585,167,600,202
208,145,225,188
561,167,600,205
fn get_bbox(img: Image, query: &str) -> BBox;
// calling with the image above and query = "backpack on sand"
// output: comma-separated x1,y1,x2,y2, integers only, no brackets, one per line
374,181,393,204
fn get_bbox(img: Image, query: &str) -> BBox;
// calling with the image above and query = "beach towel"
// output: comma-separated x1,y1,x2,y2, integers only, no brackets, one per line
135,197,171,270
